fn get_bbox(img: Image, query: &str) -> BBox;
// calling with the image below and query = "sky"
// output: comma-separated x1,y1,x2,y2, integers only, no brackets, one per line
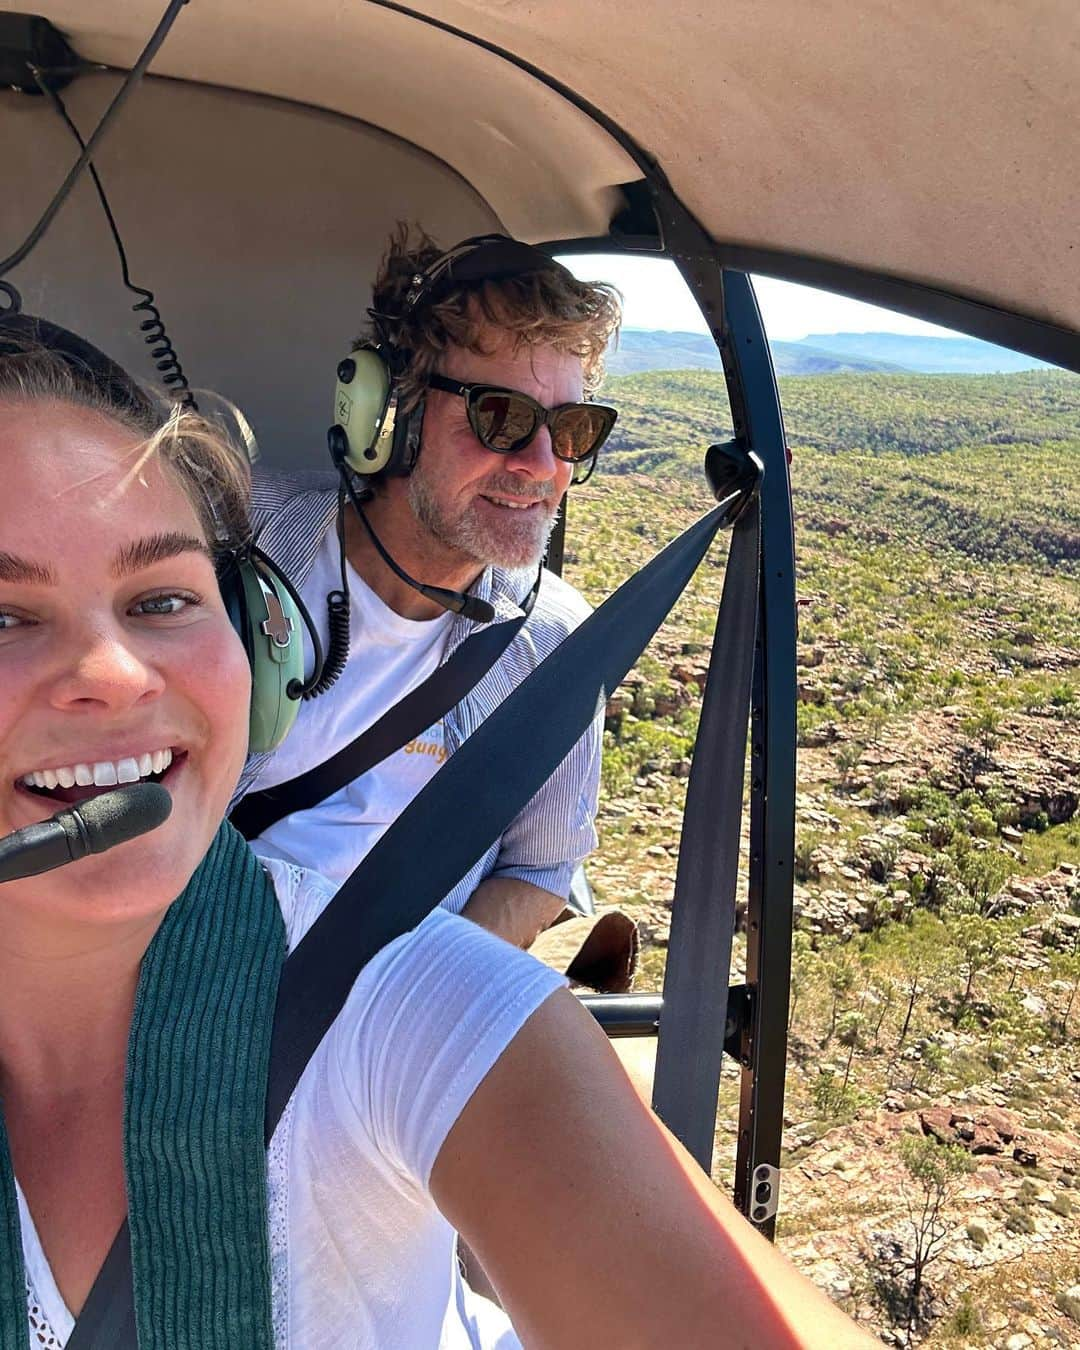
558,253,958,341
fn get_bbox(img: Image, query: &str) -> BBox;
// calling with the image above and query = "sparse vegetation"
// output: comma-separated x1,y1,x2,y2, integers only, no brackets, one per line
565,362,1080,1345
896,1137,975,1343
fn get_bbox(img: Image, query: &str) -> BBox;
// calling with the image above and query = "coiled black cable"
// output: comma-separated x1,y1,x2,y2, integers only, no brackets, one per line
304,590,351,700
298,493,352,700
127,283,194,405
32,70,196,409
16,47,352,703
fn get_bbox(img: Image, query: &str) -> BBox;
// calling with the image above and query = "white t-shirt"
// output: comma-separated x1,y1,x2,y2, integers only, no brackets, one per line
252,531,455,886
20,855,565,1348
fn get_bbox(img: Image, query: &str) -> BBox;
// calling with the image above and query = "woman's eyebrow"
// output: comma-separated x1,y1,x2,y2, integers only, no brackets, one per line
111,532,212,578
0,552,55,585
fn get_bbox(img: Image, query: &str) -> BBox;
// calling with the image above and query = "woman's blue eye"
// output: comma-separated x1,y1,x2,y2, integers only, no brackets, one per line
133,592,196,616
0,612,25,631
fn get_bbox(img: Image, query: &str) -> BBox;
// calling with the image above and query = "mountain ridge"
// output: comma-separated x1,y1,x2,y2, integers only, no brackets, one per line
607,328,1054,377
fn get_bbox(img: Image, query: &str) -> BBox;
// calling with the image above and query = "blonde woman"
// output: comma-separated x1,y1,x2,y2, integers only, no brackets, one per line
0,316,877,1349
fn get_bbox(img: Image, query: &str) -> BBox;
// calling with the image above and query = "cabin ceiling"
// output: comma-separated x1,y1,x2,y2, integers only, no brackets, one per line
1,75,504,465
2,0,1077,340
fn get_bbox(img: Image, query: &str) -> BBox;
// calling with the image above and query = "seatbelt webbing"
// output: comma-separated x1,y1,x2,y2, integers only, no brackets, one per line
229,613,526,840
66,498,743,1350
651,502,760,1169
263,501,733,1130
64,1229,136,1350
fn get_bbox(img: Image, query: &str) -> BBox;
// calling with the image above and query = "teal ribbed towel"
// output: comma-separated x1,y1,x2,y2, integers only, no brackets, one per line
0,822,285,1350
0,1122,20,1350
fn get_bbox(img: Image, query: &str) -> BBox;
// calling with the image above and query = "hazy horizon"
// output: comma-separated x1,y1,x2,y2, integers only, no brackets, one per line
559,254,960,342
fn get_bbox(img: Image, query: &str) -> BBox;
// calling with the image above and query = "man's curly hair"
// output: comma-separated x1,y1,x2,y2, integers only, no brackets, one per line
362,224,622,411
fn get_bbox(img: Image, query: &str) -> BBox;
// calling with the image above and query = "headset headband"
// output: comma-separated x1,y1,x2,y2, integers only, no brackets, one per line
401,233,576,319
0,309,155,422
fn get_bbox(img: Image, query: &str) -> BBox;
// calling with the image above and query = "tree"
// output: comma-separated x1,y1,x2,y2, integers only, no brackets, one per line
821,942,857,1044
868,975,896,1044
834,740,864,787
897,1135,974,1343
787,931,817,1033
1049,944,1080,1036
960,708,1001,763
949,911,1008,1020
870,912,950,1052
955,847,1008,915
836,1005,871,1096
909,1038,946,1095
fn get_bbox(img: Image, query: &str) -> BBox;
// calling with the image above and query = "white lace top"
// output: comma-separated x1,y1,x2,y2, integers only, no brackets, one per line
26,1273,61,1349
18,856,563,1347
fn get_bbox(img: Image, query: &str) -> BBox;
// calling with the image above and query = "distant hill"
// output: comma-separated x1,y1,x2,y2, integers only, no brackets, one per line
605,329,1054,377
607,329,903,377
601,367,1080,469
799,331,1054,374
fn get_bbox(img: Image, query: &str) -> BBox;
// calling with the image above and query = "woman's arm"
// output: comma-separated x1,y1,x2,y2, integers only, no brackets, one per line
431,988,878,1349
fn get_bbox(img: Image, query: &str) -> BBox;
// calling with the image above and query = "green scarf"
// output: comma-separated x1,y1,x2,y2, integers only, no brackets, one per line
0,822,285,1350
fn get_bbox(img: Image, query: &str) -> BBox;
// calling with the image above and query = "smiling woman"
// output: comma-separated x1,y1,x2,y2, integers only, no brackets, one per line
0,330,253,922
0,318,877,1349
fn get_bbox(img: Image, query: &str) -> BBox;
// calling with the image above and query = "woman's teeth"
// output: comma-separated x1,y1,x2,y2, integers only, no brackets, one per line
22,748,173,791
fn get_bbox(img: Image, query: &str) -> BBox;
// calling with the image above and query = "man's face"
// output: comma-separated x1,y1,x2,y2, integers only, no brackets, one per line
407,324,581,570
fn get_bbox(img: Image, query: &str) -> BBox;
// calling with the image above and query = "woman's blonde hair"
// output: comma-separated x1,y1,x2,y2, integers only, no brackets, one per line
0,327,251,555
365,224,622,410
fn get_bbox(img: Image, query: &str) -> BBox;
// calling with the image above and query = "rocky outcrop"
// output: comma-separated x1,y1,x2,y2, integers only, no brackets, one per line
917,1105,1026,1158
779,1100,1080,1345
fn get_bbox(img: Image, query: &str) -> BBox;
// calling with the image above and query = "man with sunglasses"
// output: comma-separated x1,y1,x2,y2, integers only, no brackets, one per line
232,228,622,951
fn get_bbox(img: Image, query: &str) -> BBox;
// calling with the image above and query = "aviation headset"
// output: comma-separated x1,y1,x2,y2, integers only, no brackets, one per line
328,233,594,483
0,305,306,754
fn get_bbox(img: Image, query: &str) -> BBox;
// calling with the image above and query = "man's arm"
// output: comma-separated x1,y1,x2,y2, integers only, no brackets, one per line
453,579,604,945
460,875,567,949
461,699,603,944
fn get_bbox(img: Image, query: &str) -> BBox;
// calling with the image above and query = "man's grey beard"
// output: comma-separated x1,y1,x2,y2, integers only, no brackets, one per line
407,463,560,570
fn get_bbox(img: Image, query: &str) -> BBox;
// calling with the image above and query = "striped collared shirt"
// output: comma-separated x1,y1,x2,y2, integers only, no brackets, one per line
234,470,602,911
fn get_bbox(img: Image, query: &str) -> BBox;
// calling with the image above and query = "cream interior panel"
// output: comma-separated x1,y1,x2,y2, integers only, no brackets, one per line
0,0,637,246
431,0,1078,332
3,0,1073,333
1,75,501,468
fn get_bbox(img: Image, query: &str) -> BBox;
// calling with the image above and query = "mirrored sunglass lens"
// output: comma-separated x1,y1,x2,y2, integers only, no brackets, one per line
552,407,608,461
473,392,538,450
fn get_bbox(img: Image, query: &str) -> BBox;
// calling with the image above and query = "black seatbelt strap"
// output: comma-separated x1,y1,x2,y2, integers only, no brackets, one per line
651,500,760,1169
66,484,755,1350
229,611,528,840
263,499,736,1132
63,1227,137,1350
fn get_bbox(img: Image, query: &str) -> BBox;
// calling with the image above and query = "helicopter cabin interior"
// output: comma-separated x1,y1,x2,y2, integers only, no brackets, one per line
1,0,1077,1238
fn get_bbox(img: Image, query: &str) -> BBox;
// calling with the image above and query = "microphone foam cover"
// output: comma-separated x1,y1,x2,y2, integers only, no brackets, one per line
77,784,173,854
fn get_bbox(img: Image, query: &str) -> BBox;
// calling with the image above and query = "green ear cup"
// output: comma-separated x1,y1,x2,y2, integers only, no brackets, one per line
235,557,306,754
333,346,395,473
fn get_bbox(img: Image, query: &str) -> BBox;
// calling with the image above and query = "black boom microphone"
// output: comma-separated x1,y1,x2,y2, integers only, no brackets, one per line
331,441,497,625
0,783,173,883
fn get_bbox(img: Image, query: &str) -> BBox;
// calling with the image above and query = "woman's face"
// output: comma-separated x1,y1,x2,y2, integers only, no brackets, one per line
0,400,251,930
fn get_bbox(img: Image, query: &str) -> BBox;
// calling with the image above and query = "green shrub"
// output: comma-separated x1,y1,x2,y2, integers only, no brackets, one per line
794,834,822,883
944,1291,980,1335
811,1068,861,1124
1005,1206,1036,1235
797,702,836,746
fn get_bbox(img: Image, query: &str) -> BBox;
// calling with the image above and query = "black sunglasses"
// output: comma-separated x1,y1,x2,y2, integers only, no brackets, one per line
426,373,618,463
